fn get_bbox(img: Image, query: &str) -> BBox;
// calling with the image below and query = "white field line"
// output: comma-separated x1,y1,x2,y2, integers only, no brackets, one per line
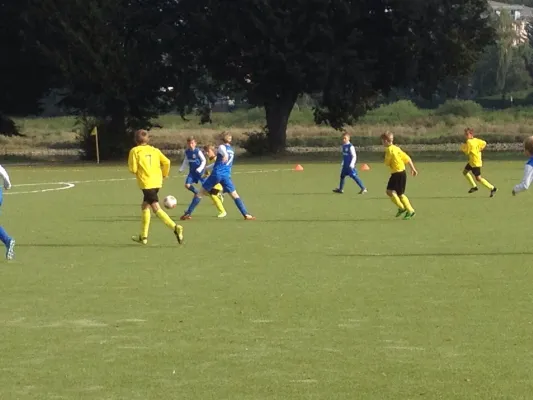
5,168,293,195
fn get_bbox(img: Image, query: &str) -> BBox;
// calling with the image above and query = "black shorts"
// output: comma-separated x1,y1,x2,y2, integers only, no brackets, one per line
142,188,159,204
387,171,407,196
464,163,481,177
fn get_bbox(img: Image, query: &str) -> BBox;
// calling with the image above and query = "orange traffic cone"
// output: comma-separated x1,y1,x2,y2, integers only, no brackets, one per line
294,164,304,171
360,164,370,171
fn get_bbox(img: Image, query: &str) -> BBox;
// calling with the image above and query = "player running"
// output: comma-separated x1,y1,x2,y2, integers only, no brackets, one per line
0,164,15,259
201,133,255,220
128,129,184,245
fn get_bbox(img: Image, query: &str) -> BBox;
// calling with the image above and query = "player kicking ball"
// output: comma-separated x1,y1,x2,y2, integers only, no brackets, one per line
201,133,255,220
128,129,184,245
0,164,15,260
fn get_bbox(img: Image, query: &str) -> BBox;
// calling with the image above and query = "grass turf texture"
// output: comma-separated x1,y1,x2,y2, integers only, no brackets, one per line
1,161,533,399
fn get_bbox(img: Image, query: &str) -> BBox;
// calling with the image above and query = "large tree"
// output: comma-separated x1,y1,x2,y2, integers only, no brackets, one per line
25,0,176,159
174,0,495,153
0,0,53,135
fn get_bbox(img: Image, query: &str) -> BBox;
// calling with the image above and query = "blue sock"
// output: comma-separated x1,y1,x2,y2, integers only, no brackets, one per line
350,175,365,190
187,186,199,195
0,226,11,247
186,196,201,215
339,176,346,191
234,197,248,216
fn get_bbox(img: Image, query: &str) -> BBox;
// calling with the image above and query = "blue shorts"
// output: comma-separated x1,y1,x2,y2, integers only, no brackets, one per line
185,171,202,185
341,167,358,178
202,174,235,193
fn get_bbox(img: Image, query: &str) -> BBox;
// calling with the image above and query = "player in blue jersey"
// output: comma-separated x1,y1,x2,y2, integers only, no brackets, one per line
333,133,367,194
0,165,15,260
179,137,207,218
201,133,255,220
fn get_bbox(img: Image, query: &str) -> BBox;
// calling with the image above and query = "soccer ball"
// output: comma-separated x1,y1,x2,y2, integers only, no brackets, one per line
163,195,177,209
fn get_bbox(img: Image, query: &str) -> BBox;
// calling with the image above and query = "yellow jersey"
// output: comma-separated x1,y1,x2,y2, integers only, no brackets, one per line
384,144,411,173
461,138,486,167
202,156,216,178
128,144,170,189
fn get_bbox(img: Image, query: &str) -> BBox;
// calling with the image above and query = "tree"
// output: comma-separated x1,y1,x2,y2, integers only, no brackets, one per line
174,0,495,153
25,0,176,159
0,0,53,136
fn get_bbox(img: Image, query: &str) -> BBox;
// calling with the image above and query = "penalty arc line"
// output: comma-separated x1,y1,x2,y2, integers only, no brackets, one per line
5,168,294,195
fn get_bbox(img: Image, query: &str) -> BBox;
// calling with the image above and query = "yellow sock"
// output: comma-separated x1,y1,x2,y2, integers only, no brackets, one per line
479,178,494,191
141,209,151,238
390,193,405,209
400,195,415,213
155,209,176,230
464,172,477,188
210,194,226,214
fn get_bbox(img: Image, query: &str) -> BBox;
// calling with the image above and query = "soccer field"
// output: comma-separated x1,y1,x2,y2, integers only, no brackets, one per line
1,160,533,399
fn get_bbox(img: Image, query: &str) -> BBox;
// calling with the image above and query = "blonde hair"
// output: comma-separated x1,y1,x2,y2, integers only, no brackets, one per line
203,144,215,153
465,127,474,136
381,131,394,143
135,129,149,144
187,136,196,143
342,133,350,140
221,131,232,143
524,136,533,155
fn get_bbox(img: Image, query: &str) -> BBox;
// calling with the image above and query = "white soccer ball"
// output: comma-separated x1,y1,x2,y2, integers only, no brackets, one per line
163,195,177,209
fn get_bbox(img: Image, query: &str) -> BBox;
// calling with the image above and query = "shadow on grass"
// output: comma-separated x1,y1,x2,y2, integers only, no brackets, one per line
17,243,171,248
331,252,533,257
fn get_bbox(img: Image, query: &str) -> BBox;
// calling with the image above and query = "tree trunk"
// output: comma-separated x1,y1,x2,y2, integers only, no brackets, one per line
265,94,297,154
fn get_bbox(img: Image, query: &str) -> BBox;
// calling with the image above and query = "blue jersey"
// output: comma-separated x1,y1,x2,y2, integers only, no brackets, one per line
342,143,356,169
185,148,203,172
213,144,234,176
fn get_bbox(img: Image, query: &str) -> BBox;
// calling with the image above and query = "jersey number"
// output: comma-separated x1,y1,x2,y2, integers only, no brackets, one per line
227,152,234,165
145,154,152,166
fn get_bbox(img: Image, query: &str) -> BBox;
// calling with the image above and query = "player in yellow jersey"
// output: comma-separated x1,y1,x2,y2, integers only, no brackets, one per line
381,131,418,220
461,128,497,197
128,129,184,245
202,145,227,218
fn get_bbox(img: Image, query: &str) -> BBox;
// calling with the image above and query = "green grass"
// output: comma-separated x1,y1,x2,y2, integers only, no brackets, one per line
2,160,533,399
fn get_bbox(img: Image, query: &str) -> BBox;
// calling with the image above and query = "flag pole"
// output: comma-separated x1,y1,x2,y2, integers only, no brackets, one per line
95,129,100,164
91,126,100,164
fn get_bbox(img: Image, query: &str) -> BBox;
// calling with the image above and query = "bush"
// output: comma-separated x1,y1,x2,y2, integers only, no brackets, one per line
241,130,270,155
434,100,483,118
361,100,427,124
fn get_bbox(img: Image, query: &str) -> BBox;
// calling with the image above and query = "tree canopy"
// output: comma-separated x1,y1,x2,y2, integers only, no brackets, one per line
173,0,495,152
0,0,53,135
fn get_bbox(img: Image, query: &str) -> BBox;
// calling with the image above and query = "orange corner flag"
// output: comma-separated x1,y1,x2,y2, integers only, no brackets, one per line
361,164,370,171
294,164,304,171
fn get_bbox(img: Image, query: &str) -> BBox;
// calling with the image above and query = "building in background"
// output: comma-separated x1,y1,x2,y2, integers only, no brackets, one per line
489,1,532,45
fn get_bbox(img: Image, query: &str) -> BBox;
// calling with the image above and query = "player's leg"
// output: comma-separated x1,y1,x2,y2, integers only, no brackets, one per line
223,177,255,220
209,184,227,218
386,173,406,217
132,191,152,244
349,168,367,194
397,172,415,219
334,170,347,193
473,168,497,197
185,174,199,195
463,164,478,193
0,225,15,260
181,174,203,220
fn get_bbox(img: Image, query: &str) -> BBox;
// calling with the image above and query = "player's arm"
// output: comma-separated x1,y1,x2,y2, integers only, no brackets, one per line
218,144,229,163
178,156,188,173
401,150,418,176
0,165,12,189
349,145,357,169
159,150,171,178
196,150,207,173
460,143,468,155
128,149,137,174
479,139,487,152
513,164,533,195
